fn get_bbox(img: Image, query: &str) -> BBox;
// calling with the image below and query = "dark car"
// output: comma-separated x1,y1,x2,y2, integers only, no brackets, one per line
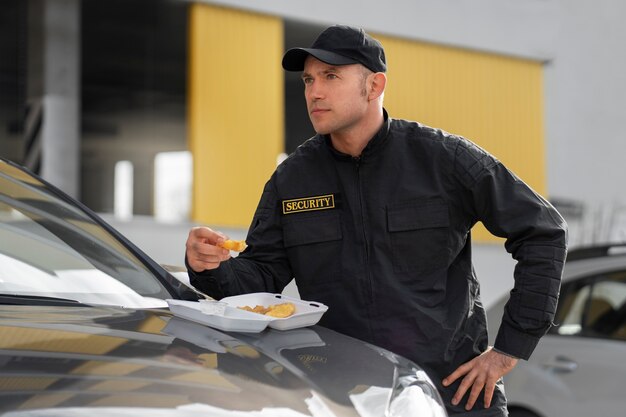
0,157,447,417
487,244,626,417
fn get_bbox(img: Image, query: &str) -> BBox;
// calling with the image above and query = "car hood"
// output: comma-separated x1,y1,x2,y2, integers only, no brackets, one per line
0,305,446,417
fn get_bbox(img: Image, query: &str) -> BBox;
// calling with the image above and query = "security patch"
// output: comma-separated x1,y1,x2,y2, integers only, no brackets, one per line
282,194,335,215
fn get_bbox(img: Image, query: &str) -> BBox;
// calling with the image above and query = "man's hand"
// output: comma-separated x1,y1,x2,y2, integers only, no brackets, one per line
442,347,518,410
185,226,231,272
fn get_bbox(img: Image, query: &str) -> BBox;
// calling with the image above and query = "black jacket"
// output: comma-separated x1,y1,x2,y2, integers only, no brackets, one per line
189,111,568,415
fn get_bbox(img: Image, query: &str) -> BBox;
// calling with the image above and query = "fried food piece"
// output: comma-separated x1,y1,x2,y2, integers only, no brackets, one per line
265,302,296,318
237,302,296,318
238,304,269,314
217,239,247,252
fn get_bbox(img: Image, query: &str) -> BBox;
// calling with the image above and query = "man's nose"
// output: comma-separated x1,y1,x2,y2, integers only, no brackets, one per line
307,82,324,100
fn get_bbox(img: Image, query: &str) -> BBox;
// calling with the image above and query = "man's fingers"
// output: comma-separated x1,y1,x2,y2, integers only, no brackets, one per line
464,375,486,410
450,371,475,406
189,226,227,245
443,361,473,386
186,227,230,256
191,240,229,257
445,348,519,411
186,226,232,272
450,371,495,410
193,251,230,263
483,380,496,408
188,254,230,272
186,241,229,271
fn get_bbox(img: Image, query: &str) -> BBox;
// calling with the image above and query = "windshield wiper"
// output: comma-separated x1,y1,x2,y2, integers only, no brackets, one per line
0,294,83,306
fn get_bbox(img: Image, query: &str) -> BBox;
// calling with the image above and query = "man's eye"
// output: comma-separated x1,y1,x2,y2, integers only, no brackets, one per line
327,74,338,80
303,78,313,85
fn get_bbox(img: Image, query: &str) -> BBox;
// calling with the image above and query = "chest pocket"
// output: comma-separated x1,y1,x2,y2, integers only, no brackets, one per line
283,212,342,247
283,212,342,285
387,200,450,273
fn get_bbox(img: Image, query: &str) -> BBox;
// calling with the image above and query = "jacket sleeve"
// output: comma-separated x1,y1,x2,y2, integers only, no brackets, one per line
187,173,293,299
453,138,568,360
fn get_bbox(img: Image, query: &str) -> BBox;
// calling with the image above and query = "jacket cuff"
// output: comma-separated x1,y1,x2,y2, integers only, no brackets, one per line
185,256,225,299
494,322,541,360
492,347,520,360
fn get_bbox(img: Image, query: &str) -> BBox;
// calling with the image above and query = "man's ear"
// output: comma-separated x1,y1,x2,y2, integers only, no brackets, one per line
368,72,387,100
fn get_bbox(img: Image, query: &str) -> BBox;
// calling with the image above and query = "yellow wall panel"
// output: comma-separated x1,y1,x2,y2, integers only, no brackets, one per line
189,5,284,227
375,35,546,242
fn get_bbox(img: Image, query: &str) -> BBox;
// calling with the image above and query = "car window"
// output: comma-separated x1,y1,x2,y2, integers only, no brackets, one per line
0,164,171,308
553,269,626,341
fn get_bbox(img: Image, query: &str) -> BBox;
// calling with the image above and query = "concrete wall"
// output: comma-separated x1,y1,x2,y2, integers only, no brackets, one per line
200,0,559,61
544,1,626,246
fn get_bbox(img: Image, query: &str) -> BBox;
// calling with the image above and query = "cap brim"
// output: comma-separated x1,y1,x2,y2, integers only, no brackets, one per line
282,48,358,71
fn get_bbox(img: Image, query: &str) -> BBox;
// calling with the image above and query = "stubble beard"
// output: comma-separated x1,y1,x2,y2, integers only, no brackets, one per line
309,72,371,135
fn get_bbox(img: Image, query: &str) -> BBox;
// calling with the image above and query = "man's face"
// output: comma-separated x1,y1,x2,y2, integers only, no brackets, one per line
301,56,370,137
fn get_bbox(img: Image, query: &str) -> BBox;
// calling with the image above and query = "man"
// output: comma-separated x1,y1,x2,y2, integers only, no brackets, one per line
185,25,567,416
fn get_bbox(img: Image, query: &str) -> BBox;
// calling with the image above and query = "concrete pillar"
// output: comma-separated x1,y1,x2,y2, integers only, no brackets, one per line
41,0,80,198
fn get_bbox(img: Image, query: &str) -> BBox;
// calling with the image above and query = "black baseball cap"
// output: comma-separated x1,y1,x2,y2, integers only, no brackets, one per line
282,25,386,73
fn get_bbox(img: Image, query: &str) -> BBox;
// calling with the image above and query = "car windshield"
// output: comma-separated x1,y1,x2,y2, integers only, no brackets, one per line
0,160,171,308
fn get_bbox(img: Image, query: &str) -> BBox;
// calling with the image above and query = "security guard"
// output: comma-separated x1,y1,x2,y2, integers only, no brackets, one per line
186,25,568,416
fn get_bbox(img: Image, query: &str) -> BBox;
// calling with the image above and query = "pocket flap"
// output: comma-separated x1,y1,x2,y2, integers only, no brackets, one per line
387,201,449,232
283,213,342,247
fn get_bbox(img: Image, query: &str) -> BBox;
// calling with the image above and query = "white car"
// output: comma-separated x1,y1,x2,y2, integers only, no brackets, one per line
487,245,626,417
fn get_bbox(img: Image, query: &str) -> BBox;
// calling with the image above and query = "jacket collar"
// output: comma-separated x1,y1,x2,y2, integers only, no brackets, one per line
324,108,391,160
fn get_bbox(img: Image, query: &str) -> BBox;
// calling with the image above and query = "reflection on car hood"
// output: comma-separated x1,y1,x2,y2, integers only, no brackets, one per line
0,305,446,416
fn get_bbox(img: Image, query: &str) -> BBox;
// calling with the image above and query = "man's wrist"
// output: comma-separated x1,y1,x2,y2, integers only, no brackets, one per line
492,347,520,360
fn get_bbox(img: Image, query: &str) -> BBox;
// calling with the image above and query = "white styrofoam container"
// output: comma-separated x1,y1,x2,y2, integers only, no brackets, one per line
166,293,328,333
166,299,272,333
220,292,328,331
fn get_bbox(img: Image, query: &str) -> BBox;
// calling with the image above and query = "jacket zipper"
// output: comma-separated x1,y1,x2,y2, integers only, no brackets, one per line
354,156,373,304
